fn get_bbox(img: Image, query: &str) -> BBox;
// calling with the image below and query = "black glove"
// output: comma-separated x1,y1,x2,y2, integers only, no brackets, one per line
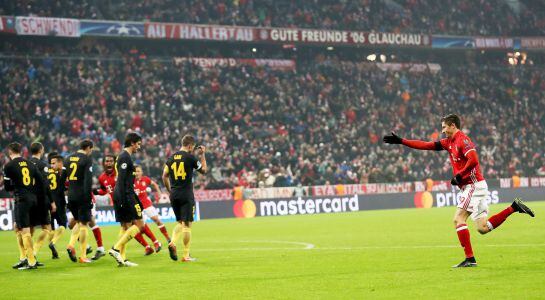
92,188,101,195
383,132,402,144
450,174,462,186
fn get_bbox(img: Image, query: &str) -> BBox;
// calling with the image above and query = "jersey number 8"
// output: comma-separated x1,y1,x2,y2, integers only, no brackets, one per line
21,167,31,186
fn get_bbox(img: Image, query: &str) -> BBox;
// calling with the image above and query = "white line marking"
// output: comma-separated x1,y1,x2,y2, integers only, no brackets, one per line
310,244,545,250
238,240,315,249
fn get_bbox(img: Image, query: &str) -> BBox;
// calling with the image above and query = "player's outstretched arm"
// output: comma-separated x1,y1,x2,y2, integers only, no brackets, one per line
383,132,442,151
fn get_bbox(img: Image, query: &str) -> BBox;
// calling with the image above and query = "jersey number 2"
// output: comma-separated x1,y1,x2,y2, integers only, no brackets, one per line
69,163,78,180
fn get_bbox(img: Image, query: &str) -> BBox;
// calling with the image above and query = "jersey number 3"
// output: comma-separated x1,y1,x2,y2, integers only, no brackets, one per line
170,162,187,180
48,173,57,190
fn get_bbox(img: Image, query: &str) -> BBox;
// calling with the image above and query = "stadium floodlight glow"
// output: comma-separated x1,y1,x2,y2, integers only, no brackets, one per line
252,48,257,52
327,46,334,51
380,54,387,63
367,54,376,61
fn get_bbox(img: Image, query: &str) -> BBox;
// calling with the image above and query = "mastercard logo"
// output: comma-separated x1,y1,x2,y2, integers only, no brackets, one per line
233,199,256,218
414,192,433,209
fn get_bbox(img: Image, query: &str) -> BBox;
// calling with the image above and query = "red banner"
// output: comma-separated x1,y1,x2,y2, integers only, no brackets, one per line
0,16,15,34
521,38,545,49
173,57,296,71
146,22,255,41
258,28,430,46
145,22,430,47
194,189,233,201
16,16,80,37
312,182,414,196
474,37,514,49
0,198,13,211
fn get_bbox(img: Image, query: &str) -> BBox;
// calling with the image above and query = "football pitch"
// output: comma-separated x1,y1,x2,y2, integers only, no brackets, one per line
1,201,544,299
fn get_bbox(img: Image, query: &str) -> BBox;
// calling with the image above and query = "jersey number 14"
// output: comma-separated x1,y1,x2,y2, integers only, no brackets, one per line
170,162,187,180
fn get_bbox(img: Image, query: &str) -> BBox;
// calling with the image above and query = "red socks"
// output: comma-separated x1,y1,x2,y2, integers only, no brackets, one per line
143,224,159,245
158,225,170,241
487,206,515,231
91,226,103,248
134,233,149,247
456,224,474,258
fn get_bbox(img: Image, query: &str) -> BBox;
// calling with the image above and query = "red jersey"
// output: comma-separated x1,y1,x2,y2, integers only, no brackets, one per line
98,171,117,196
439,130,484,186
134,176,153,209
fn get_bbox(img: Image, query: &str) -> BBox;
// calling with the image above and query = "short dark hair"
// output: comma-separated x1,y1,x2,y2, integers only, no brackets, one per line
7,142,22,154
30,142,44,155
134,164,142,170
124,133,142,147
181,135,195,147
103,154,116,162
441,114,461,129
50,155,64,164
80,139,94,150
47,151,59,164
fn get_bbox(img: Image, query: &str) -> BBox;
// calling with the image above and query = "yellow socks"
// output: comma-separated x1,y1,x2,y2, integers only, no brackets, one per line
22,232,36,266
48,230,55,242
16,231,25,261
182,227,192,258
170,223,183,246
114,225,139,251
68,223,80,248
51,226,65,244
79,225,89,259
33,229,51,255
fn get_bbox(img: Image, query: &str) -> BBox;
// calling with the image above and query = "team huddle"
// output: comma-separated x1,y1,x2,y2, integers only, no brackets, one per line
3,133,207,269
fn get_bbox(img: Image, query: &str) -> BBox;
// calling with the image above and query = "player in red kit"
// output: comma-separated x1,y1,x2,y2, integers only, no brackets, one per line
384,114,534,268
134,165,171,254
96,155,117,201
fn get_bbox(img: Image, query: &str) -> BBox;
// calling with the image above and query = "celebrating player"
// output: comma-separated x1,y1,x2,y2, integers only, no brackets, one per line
163,135,207,262
28,143,56,263
134,165,170,253
65,140,95,263
108,133,145,267
47,153,67,259
383,114,535,267
4,142,46,270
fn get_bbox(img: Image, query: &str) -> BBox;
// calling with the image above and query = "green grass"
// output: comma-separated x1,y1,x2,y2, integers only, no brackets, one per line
1,202,544,299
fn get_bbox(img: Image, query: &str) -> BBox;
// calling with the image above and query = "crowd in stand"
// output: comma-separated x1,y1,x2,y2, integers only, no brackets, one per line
1,48,544,190
2,0,544,36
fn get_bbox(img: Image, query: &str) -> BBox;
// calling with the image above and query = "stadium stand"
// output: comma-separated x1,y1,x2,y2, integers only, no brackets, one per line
1,42,543,189
1,0,544,36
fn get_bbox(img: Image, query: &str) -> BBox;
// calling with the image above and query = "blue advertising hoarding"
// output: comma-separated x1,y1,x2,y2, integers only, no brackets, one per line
80,20,144,37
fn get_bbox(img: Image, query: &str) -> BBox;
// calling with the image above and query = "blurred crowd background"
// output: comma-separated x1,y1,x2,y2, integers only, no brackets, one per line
1,1,544,192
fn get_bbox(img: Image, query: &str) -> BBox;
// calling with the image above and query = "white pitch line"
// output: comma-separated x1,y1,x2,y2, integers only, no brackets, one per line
193,243,545,252
307,243,545,250
238,240,316,249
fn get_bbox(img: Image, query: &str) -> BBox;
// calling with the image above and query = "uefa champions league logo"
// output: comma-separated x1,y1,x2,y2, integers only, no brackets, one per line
106,23,141,36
